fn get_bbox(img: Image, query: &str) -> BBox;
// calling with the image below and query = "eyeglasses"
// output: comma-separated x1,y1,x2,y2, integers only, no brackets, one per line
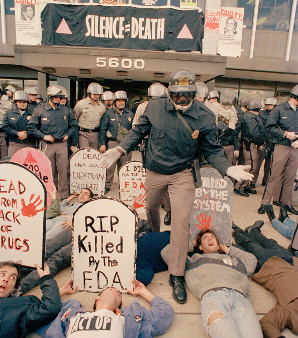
171,92,195,98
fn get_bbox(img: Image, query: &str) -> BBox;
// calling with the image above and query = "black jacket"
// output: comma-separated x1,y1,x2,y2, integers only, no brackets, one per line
240,111,266,147
0,275,61,338
120,97,231,176
266,101,298,146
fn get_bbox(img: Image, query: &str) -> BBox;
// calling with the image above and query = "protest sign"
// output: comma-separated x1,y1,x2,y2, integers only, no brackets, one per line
72,197,137,292
70,148,106,196
119,161,146,213
205,10,220,33
190,167,233,245
11,148,54,207
217,7,244,57
0,161,46,267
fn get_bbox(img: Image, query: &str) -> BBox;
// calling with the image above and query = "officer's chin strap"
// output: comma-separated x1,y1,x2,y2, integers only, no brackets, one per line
173,100,193,113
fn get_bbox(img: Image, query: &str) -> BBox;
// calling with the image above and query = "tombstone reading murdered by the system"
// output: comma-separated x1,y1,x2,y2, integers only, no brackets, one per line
119,161,146,213
190,167,233,245
70,148,106,196
0,162,46,268
11,148,54,207
72,197,137,292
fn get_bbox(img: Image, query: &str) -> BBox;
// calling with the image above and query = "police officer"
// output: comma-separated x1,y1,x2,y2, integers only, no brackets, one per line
195,84,238,130
259,97,278,186
74,82,106,149
0,85,16,110
28,85,78,199
234,99,266,197
2,91,36,156
102,91,114,110
259,84,298,215
218,114,238,164
99,90,134,193
24,86,40,110
98,68,252,304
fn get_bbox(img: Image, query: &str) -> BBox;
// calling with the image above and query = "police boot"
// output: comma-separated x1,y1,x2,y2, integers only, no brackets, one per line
265,204,276,222
169,274,187,304
278,204,289,223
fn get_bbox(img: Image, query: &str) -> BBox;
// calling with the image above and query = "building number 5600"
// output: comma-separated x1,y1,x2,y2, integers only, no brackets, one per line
96,57,145,69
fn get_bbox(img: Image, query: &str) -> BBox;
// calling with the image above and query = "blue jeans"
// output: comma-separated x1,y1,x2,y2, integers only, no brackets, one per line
201,288,263,338
272,217,295,239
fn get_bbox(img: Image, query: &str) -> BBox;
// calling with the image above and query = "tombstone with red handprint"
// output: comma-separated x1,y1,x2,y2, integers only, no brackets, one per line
190,167,233,245
0,162,46,268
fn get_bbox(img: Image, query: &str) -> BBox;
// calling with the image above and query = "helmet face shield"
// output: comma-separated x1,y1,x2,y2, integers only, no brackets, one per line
168,68,197,93
102,91,114,101
14,91,29,102
148,83,167,98
196,86,208,98
265,97,277,106
114,91,128,101
87,83,103,95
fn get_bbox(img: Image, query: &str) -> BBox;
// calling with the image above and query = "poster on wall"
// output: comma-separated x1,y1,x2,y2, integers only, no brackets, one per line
70,148,106,196
15,0,42,45
119,161,146,214
205,10,220,33
0,162,46,268
189,167,233,245
180,0,197,8
72,197,137,292
217,7,244,57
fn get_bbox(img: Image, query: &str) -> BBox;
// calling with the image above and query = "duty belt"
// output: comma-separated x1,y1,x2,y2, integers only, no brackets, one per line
79,127,99,133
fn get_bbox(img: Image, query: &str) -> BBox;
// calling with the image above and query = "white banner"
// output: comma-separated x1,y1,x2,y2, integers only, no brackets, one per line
72,197,137,292
217,7,244,57
0,162,46,268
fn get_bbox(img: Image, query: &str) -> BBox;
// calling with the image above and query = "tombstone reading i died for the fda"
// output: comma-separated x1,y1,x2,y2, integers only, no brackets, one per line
0,161,46,268
70,148,106,196
189,167,233,245
72,197,137,292
119,161,146,213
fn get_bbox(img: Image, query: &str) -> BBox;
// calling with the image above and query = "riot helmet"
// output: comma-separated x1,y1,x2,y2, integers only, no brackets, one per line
248,99,262,111
87,83,103,95
102,91,114,101
290,84,298,101
13,91,29,102
148,83,167,98
168,68,197,93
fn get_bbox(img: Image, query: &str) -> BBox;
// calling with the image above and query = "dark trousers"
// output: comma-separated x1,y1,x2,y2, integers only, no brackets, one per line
234,228,293,272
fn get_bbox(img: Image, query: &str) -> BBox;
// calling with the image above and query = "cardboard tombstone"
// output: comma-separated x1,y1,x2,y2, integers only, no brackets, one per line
190,167,233,245
70,148,106,196
72,197,137,292
0,162,46,268
11,148,54,207
119,161,146,213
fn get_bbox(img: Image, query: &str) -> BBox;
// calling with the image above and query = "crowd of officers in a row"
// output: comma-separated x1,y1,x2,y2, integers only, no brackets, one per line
0,81,298,215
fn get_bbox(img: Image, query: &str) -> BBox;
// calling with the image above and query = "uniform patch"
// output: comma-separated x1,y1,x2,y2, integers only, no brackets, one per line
42,118,48,121
111,118,116,121
10,117,16,120
191,130,200,139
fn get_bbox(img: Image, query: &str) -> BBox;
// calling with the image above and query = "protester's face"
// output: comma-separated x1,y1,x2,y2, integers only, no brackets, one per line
171,92,195,106
26,6,34,18
90,93,100,101
115,99,126,111
78,189,91,203
16,101,28,110
199,233,220,254
94,287,122,311
0,266,18,298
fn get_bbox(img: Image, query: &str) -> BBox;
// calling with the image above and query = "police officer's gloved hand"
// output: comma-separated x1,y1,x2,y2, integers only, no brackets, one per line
98,147,123,168
226,165,254,182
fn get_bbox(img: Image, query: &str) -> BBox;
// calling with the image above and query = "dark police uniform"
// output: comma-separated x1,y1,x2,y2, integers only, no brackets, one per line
218,118,238,164
262,101,298,206
99,107,134,189
119,96,231,276
28,102,78,199
234,110,266,192
2,106,36,156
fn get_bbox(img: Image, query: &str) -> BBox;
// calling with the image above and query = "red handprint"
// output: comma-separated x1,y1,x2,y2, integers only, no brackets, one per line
132,193,146,209
195,213,212,229
21,194,46,217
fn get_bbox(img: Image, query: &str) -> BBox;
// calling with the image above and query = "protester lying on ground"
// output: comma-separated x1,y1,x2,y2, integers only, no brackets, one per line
0,261,76,338
36,279,175,338
233,221,297,338
162,228,262,338
265,203,296,240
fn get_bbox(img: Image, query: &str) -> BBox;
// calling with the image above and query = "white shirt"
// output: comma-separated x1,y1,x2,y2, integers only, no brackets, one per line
66,309,125,338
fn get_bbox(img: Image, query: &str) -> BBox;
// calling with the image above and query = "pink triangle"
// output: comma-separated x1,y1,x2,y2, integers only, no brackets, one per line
24,151,38,163
177,24,193,39
56,18,72,35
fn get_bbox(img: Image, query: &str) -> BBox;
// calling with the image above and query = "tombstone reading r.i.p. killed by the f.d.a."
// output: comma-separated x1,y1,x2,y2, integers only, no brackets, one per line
72,197,137,292
189,167,233,245
119,161,146,213
0,161,46,268
70,147,106,196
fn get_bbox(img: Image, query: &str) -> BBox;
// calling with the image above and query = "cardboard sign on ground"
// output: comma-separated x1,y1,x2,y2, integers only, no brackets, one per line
119,161,146,213
11,148,54,207
189,167,233,245
0,162,46,267
70,148,106,196
72,197,137,292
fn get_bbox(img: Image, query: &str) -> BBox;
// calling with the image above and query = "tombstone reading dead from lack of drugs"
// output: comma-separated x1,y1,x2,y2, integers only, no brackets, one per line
70,148,106,196
0,162,46,268
11,147,54,207
72,197,137,292
119,161,146,213
189,167,233,245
